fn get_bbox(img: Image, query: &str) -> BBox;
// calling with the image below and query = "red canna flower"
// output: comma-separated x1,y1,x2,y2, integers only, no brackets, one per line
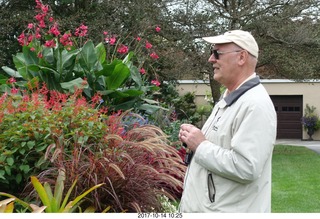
7,77,16,84
145,41,152,49
75,24,88,37
150,52,159,60
109,36,116,45
11,87,19,95
44,39,56,48
49,23,60,36
27,23,34,29
155,26,161,32
151,79,161,87
18,32,26,46
139,68,146,75
117,44,129,54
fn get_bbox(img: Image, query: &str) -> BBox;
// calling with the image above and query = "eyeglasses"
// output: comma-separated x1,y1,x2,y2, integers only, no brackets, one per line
210,47,243,60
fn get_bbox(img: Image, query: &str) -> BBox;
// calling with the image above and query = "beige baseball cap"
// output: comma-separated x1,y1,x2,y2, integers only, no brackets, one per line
202,30,259,58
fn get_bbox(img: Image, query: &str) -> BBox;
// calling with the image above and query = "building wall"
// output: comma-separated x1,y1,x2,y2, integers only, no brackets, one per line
177,79,320,140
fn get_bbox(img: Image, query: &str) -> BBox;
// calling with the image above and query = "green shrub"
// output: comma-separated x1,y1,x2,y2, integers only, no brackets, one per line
0,87,108,195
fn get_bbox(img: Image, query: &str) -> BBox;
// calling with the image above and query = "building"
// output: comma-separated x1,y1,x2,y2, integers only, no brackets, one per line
177,79,320,140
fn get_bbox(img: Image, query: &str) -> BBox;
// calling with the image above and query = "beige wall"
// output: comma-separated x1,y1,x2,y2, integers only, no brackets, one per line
177,79,320,140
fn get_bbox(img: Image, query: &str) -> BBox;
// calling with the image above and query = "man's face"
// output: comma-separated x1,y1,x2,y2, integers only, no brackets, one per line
208,43,242,87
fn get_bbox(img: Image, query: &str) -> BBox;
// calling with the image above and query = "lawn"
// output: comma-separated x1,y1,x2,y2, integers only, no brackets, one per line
272,145,320,213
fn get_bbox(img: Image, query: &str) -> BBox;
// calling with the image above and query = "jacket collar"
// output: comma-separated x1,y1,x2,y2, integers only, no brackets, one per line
219,76,261,108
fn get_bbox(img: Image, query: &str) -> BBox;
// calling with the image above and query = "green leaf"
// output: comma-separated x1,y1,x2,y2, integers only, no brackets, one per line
60,77,89,93
31,176,52,212
95,42,106,64
62,183,104,213
42,47,55,65
105,62,130,89
54,169,65,210
19,165,30,174
1,66,23,78
27,141,35,149
15,173,22,184
129,65,143,87
78,40,99,72
0,170,6,180
122,51,134,64
6,157,14,166
22,46,38,65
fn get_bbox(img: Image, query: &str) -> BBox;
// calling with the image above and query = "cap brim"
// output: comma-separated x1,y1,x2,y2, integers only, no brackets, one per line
202,36,233,44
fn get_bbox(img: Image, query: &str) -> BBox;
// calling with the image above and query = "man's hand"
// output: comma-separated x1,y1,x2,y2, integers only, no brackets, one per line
179,124,206,152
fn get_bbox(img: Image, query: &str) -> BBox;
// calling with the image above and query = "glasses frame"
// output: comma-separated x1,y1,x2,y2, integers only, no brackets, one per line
210,46,243,60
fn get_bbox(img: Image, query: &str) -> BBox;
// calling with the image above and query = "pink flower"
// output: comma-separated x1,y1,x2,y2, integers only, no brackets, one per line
151,79,161,87
27,23,34,29
109,36,116,45
145,41,152,49
34,13,45,21
117,44,129,54
49,24,60,36
44,39,56,48
75,24,88,37
17,32,26,46
11,87,19,94
150,52,159,60
41,4,49,14
39,20,46,28
139,68,146,75
155,26,161,32
30,47,35,52
37,52,43,58
7,77,16,84
136,36,141,41
103,31,108,35
60,33,73,46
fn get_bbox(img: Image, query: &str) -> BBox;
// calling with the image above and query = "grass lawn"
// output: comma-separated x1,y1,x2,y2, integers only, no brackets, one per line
272,145,320,213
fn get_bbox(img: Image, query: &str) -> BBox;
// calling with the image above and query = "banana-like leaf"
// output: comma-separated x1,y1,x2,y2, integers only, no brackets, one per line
30,176,52,212
62,183,104,213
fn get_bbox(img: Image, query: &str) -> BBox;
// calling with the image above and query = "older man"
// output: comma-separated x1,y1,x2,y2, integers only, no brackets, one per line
179,30,277,212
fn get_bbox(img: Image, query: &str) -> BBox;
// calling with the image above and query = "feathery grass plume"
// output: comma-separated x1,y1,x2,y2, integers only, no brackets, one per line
37,110,186,212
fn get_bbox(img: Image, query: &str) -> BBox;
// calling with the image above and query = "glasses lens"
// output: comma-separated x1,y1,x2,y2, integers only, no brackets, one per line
210,47,219,59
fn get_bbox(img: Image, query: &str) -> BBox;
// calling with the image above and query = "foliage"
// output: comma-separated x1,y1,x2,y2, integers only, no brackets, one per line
301,104,320,131
1,0,164,114
0,85,186,212
0,169,104,213
0,85,109,195
40,110,186,212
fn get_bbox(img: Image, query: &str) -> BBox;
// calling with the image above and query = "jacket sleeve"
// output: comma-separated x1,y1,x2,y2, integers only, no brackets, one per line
193,100,277,184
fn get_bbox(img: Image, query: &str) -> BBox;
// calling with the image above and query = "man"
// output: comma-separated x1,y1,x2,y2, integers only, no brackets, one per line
178,30,277,212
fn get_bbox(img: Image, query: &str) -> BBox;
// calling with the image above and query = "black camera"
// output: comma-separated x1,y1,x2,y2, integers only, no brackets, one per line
183,143,193,165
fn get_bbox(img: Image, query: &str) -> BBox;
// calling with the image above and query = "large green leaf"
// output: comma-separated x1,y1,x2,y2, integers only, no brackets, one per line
60,78,89,93
1,66,23,78
128,65,143,87
22,46,38,65
78,40,100,73
31,176,52,212
105,62,130,90
42,47,55,65
95,42,106,64
57,49,79,73
96,59,121,77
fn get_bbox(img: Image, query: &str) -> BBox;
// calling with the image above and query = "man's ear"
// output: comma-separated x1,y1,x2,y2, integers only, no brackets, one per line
238,50,248,66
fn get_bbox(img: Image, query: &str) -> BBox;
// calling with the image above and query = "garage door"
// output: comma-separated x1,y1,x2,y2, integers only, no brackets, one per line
270,95,303,139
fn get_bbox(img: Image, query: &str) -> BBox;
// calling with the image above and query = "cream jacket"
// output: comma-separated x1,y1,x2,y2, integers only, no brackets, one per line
179,76,277,212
